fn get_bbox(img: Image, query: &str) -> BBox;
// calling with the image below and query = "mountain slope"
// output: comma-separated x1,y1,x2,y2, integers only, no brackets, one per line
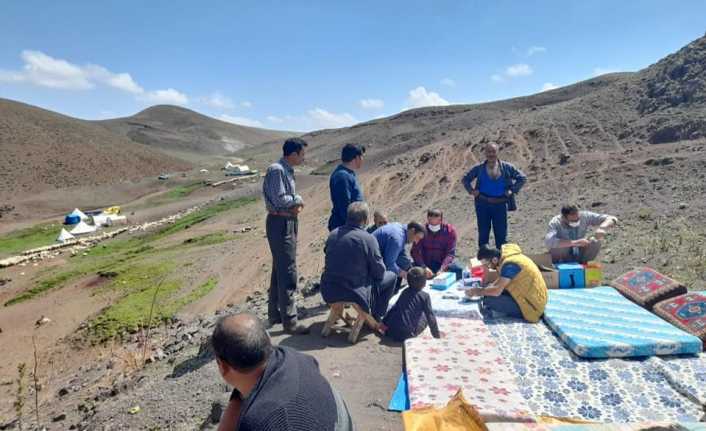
97,105,294,156
0,98,191,199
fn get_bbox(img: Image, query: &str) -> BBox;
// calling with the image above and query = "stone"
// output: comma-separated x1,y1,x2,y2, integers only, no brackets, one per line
208,401,224,424
53,413,67,422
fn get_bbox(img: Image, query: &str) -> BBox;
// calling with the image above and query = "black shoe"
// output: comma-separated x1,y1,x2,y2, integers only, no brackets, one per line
283,323,310,335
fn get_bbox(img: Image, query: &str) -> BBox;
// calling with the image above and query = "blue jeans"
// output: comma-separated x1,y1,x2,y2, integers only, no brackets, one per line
372,271,398,320
474,199,508,249
481,291,523,319
427,260,464,282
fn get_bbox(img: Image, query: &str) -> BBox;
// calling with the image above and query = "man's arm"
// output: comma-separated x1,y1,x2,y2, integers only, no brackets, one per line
410,240,426,267
330,174,352,222
367,237,387,281
468,277,509,297
544,219,577,249
461,165,480,195
440,226,457,270
506,163,527,194
381,238,401,275
423,294,441,338
264,168,302,210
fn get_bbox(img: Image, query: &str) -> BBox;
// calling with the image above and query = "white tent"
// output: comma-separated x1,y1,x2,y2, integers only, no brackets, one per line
69,208,89,220
69,221,97,235
224,162,236,170
56,228,75,243
200,168,209,174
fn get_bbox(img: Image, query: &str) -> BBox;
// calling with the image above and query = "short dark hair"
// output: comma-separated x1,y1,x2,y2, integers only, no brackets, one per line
477,244,501,260
427,208,443,218
211,313,272,371
407,221,426,236
283,137,308,157
407,267,426,290
341,143,365,163
561,204,580,217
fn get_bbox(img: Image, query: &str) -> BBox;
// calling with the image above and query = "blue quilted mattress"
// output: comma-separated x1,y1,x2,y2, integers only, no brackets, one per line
544,286,703,358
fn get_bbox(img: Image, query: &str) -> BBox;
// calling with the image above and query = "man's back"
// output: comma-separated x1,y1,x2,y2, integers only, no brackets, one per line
238,346,348,431
328,165,363,231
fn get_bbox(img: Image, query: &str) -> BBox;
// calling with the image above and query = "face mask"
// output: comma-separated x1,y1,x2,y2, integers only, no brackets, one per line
568,221,580,228
427,224,441,233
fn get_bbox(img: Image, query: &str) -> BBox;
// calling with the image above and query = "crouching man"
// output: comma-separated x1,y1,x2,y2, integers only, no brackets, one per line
212,313,353,430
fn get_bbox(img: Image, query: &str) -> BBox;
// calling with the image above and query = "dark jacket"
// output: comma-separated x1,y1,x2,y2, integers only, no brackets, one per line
321,224,386,311
328,165,364,231
461,160,527,211
234,346,350,430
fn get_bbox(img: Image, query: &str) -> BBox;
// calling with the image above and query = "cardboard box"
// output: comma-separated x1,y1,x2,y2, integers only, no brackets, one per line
556,263,585,289
584,261,603,287
527,252,559,289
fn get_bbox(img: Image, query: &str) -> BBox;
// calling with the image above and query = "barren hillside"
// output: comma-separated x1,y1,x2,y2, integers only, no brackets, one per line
97,105,294,157
0,99,192,201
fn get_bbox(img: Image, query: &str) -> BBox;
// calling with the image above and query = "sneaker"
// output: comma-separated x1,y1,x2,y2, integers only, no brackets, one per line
283,323,310,335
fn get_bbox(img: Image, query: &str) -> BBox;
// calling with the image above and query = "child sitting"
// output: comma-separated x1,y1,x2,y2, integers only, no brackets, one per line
379,266,441,341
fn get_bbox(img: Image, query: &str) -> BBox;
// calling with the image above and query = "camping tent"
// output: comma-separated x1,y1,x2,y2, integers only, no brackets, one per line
70,208,88,220
56,228,75,243
69,221,96,235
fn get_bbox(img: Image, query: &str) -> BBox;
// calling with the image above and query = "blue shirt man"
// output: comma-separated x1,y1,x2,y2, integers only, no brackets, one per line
462,143,527,248
328,144,365,231
372,222,426,277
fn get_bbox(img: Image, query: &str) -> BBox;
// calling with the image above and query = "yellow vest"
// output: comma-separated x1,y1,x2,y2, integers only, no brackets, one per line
498,243,548,323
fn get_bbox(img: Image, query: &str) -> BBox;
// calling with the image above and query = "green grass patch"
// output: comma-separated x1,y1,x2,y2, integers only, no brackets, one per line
171,277,218,310
166,181,204,199
4,269,82,306
180,231,231,247
0,222,61,257
152,197,256,240
4,197,256,307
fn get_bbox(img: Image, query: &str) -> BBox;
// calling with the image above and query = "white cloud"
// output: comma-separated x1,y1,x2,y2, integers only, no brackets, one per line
140,88,189,105
267,115,284,124
0,50,190,106
219,114,263,128
200,92,234,109
527,46,547,57
592,67,619,77
440,78,456,87
240,101,252,108
308,108,357,129
506,63,533,77
406,86,450,109
359,98,385,110
491,63,534,83
541,82,559,92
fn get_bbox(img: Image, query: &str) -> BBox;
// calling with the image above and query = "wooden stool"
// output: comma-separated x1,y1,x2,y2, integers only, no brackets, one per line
321,302,379,344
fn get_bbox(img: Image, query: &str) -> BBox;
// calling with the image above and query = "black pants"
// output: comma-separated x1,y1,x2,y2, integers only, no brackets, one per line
266,214,298,325
475,199,508,249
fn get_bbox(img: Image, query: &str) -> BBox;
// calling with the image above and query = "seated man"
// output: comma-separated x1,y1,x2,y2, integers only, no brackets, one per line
545,204,618,263
373,220,426,281
366,209,388,234
212,313,353,431
465,244,547,323
320,202,397,320
380,266,441,342
411,208,464,281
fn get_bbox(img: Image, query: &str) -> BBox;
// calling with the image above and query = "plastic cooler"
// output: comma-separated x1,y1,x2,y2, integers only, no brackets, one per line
431,272,457,290
556,263,585,289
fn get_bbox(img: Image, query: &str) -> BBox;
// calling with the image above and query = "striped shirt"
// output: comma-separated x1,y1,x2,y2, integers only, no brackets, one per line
262,158,303,212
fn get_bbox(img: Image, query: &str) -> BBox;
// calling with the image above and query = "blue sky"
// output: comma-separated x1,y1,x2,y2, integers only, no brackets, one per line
1,1,705,132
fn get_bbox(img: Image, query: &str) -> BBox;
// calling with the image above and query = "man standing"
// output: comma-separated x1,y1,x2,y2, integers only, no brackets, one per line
212,313,353,431
262,137,309,335
328,144,365,231
320,202,397,320
462,143,527,249
545,204,618,263
411,208,464,281
373,221,426,280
